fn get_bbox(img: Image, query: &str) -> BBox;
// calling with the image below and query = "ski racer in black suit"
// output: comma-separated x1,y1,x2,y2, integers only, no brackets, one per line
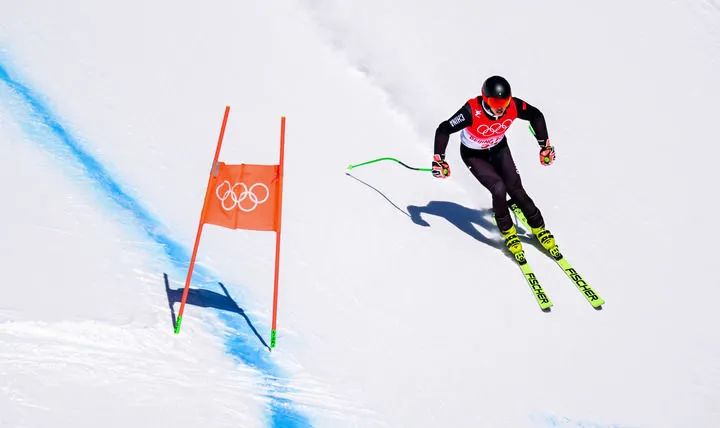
432,75,557,256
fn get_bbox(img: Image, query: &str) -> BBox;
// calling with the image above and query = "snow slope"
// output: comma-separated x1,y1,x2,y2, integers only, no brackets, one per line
1,0,719,427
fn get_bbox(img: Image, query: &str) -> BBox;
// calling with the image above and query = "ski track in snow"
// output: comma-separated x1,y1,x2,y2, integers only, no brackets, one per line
0,58,314,428
297,0,434,139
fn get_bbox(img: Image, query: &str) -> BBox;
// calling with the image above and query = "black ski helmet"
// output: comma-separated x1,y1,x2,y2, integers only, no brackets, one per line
482,75,512,99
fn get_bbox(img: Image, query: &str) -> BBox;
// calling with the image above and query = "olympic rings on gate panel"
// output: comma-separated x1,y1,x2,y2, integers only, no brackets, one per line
215,180,270,212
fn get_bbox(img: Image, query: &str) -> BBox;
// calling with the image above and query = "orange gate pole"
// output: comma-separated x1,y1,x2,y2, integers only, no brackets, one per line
175,106,231,334
270,116,286,348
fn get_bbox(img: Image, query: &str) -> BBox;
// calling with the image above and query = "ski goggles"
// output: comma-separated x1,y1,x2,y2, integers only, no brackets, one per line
485,96,511,110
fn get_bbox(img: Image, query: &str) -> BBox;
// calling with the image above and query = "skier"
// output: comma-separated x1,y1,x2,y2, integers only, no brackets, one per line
432,75,557,258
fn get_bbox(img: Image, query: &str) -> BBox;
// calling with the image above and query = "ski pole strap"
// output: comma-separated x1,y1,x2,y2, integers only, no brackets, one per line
347,157,432,172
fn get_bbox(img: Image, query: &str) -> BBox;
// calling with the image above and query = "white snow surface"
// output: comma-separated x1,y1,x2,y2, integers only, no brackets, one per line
1,1,720,427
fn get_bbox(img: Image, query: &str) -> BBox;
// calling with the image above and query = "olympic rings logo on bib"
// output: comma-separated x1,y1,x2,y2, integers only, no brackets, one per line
476,119,513,137
215,180,270,212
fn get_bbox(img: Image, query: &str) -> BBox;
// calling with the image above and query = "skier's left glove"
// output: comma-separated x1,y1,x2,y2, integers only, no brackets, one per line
539,145,555,166
432,154,451,178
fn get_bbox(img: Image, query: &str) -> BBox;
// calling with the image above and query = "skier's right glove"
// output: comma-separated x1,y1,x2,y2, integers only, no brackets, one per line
432,154,451,178
539,145,555,166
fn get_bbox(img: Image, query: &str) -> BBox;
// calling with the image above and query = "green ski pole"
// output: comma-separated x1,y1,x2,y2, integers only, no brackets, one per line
347,157,432,172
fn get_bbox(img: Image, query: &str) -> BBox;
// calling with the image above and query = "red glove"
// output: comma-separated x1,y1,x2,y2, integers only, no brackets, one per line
539,145,555,166
432,154,451,178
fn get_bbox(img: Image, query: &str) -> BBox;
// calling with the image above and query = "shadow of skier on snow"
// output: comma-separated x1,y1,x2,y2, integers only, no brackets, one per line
407,201,505,251
345,173,520,257
163,273,270,350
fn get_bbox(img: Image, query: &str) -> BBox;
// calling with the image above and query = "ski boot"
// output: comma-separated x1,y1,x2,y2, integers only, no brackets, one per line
501,225,526,264
531,225,562,259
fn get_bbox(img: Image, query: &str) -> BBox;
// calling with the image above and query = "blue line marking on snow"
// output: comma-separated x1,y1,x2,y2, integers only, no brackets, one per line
0,58,310,428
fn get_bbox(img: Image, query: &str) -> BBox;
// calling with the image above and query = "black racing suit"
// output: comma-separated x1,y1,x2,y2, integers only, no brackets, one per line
434,97,549,232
